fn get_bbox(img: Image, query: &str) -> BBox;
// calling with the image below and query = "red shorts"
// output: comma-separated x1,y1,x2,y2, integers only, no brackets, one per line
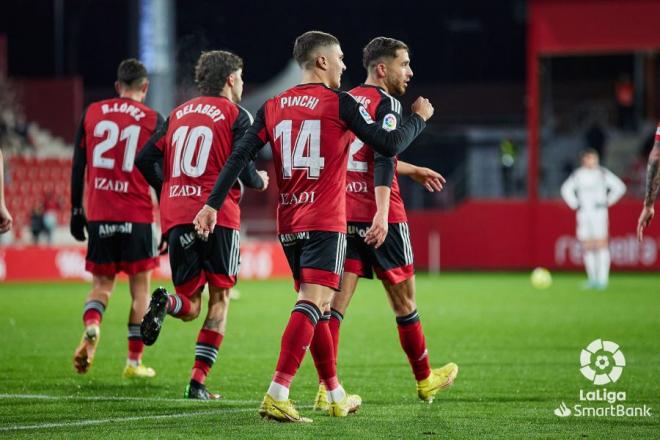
344,222,414,285
278,231,346,292
168,225,240,297
85,221,159,276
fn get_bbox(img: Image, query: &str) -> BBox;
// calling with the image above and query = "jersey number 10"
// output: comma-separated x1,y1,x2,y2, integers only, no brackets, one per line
171,125,213,178
274,120,325,179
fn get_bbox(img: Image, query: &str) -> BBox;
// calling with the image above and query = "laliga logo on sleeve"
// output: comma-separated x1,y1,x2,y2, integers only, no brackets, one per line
382,113,397,131
580,339,625,385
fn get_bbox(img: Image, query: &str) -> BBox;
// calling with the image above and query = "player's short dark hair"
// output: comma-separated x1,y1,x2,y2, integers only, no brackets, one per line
195,50,243,96
362,37,409,70
581,148,599,158
117,59,148,89
293,31,340,68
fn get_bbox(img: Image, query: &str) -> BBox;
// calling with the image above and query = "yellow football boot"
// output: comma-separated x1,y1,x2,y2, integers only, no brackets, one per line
416,362,459,403
328,392,362,417
258,394,312,423
122,362,156,379
313,383,330,411
73,325,100,374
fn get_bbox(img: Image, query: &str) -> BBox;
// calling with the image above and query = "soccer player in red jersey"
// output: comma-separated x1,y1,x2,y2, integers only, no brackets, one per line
135,51,268,399
321,37,458,406
70,59,163,378
637,122,660,240
193,31,434,422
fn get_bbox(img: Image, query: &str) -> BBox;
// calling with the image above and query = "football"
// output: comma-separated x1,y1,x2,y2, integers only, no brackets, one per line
530,267,552,289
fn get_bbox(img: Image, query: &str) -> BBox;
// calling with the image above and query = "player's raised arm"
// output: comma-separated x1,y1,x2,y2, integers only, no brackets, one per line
135,116,168,199
70,110,88,241
339,92,432,157
194,106,268,238
637,128,660,240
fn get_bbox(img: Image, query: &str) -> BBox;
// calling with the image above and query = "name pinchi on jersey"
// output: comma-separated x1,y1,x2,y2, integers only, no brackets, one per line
155,96,252,234
346,85,407,223
79,98,161,222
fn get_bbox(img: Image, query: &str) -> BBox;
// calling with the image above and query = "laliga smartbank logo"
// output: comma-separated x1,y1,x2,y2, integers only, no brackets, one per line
553,339,653,418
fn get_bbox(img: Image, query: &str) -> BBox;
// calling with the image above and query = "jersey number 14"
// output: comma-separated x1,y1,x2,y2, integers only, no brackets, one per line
274,120,325,179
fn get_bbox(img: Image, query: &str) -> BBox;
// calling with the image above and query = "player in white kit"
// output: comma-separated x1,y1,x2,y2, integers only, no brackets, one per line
561,149,626,289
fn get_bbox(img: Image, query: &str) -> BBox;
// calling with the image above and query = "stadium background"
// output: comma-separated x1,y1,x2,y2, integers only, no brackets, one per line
0,1,658,438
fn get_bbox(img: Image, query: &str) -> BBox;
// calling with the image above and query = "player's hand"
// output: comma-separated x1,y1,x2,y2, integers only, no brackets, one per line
0,203,12,234
193,204,217,241
411,97,434,122
158,234,168,255
257,170,269,191
70,207,87,242
410,166,445,192
365,211,388,249
637,205,654,242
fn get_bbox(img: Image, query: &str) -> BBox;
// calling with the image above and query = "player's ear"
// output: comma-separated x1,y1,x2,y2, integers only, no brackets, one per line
227,73,235,88
141,80,149,94
376,63,387,78
316,55,328,70
114,81,122,95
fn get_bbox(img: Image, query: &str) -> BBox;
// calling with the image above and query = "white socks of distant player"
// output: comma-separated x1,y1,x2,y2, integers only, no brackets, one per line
583,251,597,284
596,248,610,287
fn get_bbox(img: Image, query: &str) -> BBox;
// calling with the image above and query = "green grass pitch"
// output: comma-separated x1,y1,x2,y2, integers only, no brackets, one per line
0,273,658,438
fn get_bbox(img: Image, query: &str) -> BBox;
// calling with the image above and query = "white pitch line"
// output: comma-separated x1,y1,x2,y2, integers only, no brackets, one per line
0,393,260,404
0,408,256,432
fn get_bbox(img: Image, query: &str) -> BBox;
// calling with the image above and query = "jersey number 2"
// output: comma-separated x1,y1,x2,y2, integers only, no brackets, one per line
274,120,325,179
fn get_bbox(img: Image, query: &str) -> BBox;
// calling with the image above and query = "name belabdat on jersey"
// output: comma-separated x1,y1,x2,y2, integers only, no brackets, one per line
175,103,226,122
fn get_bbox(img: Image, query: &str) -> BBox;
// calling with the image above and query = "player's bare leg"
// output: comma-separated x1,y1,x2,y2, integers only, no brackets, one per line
185,286,229,400
123,270,156,378
73,275,115,373
382,276,458,403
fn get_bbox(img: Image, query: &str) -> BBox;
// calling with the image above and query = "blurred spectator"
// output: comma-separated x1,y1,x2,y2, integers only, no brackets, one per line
614,74,635,131
499,138,517,196
42,191,61,244
30,205,46,244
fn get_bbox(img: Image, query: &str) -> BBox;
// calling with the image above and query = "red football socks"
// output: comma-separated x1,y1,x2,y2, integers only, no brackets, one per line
310,312,339,390
396,310,431,381
127,324,143,362
82,300,105,326
272,300,321,388
167,294,191,318
191,328,224,385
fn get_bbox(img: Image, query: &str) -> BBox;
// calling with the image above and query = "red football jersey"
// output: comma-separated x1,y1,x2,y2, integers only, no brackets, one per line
157,96,250,234
81,97,160,222
346,85,407,223
656,122,660,142
258,84,353,234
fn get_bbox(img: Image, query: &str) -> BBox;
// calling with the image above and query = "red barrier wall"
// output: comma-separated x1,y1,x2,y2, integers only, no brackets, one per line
408,199,660,270
1,200,658,281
